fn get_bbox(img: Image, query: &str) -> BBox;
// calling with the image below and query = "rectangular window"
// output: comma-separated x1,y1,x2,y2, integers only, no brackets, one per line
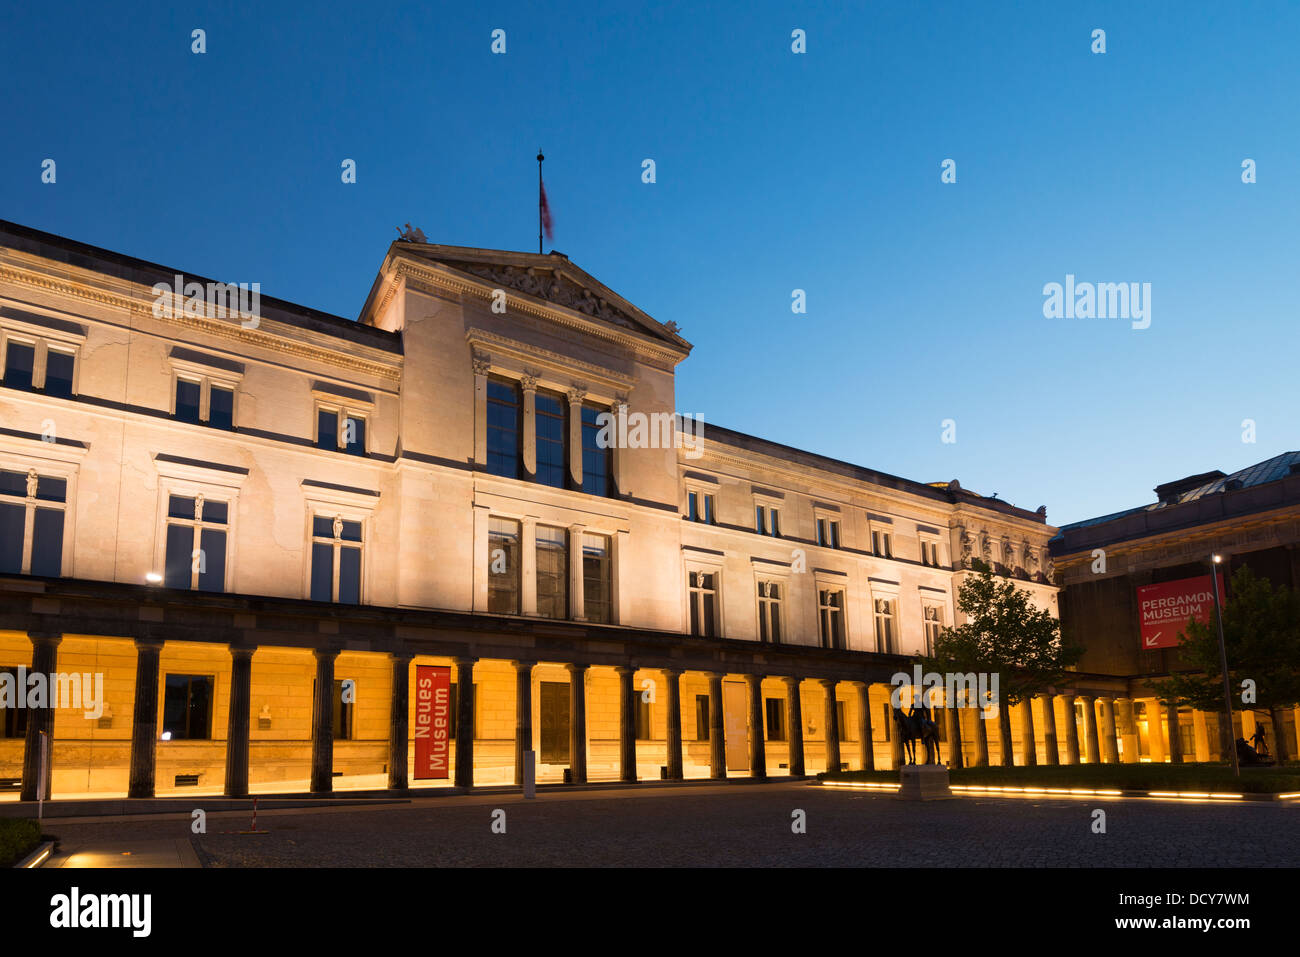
817,518,840,549
818,588,845,649
756,504,780,536
310,515,363,604
581,405,611,496
923,605,943,656
921,539,940,567
488,517,521,614
316,407,365,454
757,580,782,643
636,697,652,740
874,598,897,654
838,700,851,742
872,529,894,559
535,392,567,488
162,674,214,740
687,490,715,524
0,667,29,738
582,532,612,623
163,495,228,591
44,349,76,399
2,341,35,392
486,378,521,479
0,469,67,577
688,570,718,637
695,695,710,740
535,524,568,619
175,376,236,429
765,698,786,741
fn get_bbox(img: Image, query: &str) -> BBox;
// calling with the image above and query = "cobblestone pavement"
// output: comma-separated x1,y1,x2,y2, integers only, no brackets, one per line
37,783,1300,867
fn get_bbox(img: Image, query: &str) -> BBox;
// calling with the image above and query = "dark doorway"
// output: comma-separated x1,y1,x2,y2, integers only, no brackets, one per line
539,681,570,764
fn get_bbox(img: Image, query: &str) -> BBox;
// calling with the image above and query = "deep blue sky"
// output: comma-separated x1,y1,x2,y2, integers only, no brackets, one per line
3,1,1297,527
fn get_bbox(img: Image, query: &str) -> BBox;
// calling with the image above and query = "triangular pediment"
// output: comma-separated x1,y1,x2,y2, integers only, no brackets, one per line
390,243,689,351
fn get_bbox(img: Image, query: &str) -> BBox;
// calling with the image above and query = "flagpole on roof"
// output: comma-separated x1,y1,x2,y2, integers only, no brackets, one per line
537,149,544,254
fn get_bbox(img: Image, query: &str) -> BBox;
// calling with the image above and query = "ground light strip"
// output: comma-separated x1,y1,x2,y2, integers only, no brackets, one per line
23,845,52,868
817,781,1274,801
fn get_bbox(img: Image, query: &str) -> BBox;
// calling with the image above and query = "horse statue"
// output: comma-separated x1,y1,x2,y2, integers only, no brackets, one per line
893,703,941,765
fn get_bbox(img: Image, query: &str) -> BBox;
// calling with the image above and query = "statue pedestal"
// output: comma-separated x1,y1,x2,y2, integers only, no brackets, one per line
896,764,953,801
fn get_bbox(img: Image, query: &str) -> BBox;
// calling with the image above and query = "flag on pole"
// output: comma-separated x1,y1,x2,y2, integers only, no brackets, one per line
539,178,554,242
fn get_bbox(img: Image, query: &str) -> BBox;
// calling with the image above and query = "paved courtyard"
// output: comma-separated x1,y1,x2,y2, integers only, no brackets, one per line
36,782,1300,868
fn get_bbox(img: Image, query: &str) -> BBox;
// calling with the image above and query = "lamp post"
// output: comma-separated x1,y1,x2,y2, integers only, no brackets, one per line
1210,553,1239,777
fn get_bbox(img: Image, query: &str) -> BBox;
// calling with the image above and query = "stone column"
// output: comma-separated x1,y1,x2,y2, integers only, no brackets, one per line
1081,695,1100,764
944,696,964,769
567,662,588,784
513,660,534,786
1019,697,1037,766
785,677,805,776
1116,698,1138,764
856,682,875,771
385,652,411,791
520,371,538,479
128,638,165,799
520,516,537,616
1270,705,1292,763
608,398,627,496
1039,694,1059,766
1166,701,1184,764
971,707,989,768
617,666,636,782
21,632,62,802
568,523,586,620
664,669,683,780
472,351,490,467
566,386,585,489
1147,699,1167,762
224,645,255,798
997,701,1015,766
746,674,767,779
708,672,725,779
1100,697,1119,764
471,504,490,612
1061,694,1080,764
454,656,476,788
310,648,338,793
822,680,841,773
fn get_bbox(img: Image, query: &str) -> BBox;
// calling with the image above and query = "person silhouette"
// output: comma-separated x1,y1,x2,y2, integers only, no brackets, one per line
1251,723,1268,756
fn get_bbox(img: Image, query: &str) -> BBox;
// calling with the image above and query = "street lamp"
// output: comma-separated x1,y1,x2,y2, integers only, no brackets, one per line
1210,553,1239,777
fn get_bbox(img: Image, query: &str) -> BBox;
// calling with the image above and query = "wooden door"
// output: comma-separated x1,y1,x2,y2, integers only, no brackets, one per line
539,681,570,765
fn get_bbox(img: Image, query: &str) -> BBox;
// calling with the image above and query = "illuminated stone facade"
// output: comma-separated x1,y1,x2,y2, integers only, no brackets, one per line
0,220,1060,800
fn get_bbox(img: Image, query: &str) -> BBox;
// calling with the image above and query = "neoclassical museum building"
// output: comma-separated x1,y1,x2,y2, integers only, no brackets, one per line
1,219,1065,802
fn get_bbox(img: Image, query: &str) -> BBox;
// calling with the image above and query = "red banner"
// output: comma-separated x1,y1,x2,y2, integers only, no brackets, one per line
414,665,451,780
1136,574,1224,650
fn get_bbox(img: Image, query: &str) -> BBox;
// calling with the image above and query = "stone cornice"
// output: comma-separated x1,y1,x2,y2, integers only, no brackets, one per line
0,255,402,382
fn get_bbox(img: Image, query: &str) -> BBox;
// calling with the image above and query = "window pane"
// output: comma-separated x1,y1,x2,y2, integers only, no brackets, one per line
164,524,194,588
209,386,234,430
486,380,520,479
535,524,567,619
755,505,764,533
0,471,25,497
340,520,362,542
535,393,566,488
580,405,609,496
688,492,698,522
168,495,195,520
702,592,716,637
582,533,610,623
188,677,212,739
333,680,353,740
44,350,75,398
201,499,228,524
317,409,339,451
0,502,23,573
312,516,334,538
2,342,35,391
488,517,520,614
343,416,365,456
30,508,63,576
310,542,334,601
35,476,66,503
197,528,226,592
175,379,201,424
338,546,361,604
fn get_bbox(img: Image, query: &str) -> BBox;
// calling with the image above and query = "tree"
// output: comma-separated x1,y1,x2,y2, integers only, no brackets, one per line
923,560,1083,766
1149,565,1300,762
